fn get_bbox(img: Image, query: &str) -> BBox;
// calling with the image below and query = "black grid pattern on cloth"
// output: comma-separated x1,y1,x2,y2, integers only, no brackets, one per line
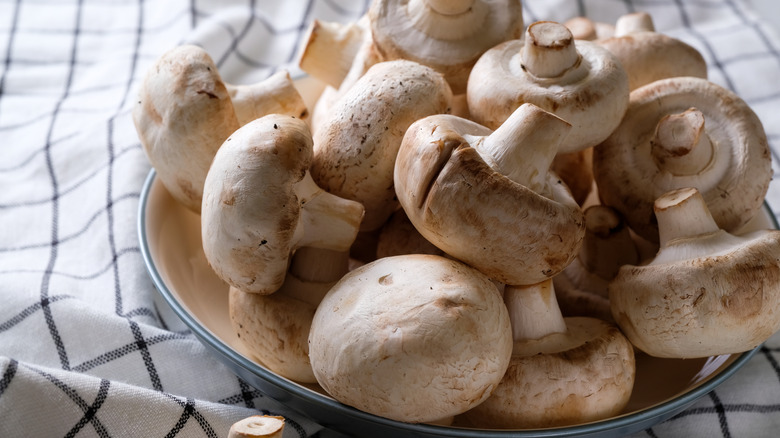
0,0,779,437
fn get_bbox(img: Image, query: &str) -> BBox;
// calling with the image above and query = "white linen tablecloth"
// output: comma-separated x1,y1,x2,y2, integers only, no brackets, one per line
1,0,780,437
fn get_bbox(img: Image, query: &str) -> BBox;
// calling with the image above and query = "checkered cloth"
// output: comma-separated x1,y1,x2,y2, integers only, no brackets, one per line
1,0,779,437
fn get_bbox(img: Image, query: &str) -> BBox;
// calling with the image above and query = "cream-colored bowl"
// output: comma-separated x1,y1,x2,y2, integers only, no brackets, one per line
138,166,774,438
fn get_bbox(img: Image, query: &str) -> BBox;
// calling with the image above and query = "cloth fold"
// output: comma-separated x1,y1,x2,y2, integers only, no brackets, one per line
1,0,780,437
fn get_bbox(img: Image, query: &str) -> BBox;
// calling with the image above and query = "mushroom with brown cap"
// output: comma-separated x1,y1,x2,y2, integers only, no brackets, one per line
593,76,772,244
311,59,452,233
229,247,349,383
464,279,636,428
369,0,524,95
609,187,780,359
553,205,639,322
394,103,585,286
201,114,364,295
466,20,629,154
599,12,707,90
308,254,513,424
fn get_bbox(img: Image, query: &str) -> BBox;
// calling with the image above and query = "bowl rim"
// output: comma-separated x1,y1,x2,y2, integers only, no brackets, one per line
137,168,766,437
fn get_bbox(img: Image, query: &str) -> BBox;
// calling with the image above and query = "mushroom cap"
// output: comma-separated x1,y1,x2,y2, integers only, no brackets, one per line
466,35,629,153
593,77,771,243
311,59,452,232
229,281,322,383
308,254,513,423
394,114,585,285
465,317,635,428
599,30,707,90
610,230,780,358
369,0,524,94
133,44,240,213
201,115,311,294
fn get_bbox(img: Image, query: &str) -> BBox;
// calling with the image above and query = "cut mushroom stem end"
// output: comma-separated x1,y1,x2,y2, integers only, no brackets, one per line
650,108,713,175
614,12,655,36
521,21,580,78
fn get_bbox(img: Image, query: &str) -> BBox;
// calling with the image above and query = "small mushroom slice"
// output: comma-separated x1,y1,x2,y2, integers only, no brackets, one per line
230,247,349,383
610,187,780,359
593,77,771,243
311,59,452,232
229,416,285,438
465,279,635,428
599,12,707,90
308,254,513,423
467,21,629,154
553,205,639,322
133,44,240,213
201,114,364,295
226,70,308,126
369,0,524,95
395,103,585,286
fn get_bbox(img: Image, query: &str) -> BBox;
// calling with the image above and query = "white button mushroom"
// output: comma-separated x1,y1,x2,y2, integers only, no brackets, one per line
311,59,452,232
308,254,513,424
464,279,636,428
369,0,524,94
133,44,240,213
466,20,629,154
610,187,780,359
553,205,639,322
229,247,349,383
593,76,772,244
599,12,708,90
201,114,364,295
564,16,616,41
133,45,309,213
394,103,585,286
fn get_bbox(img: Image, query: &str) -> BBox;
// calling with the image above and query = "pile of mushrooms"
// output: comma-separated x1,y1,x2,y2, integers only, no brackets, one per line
131,3,780,432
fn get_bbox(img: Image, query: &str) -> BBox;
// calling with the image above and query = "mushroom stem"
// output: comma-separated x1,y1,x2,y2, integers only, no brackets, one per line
476,103,572,194
650,108,714,176
406,0,488,40
521,21,580,78
504,279,567,342
579,206,638,281
655,187,720,247
614,12,655,36
297,19,366,89
226,71,308,126
228,415,285,438
293,172,365,252
289,247,350,283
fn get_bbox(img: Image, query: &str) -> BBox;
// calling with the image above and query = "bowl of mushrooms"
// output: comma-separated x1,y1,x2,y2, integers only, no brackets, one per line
137,2,780,437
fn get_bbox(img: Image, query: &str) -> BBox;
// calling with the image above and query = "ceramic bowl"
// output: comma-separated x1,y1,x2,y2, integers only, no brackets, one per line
138,166,777,437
